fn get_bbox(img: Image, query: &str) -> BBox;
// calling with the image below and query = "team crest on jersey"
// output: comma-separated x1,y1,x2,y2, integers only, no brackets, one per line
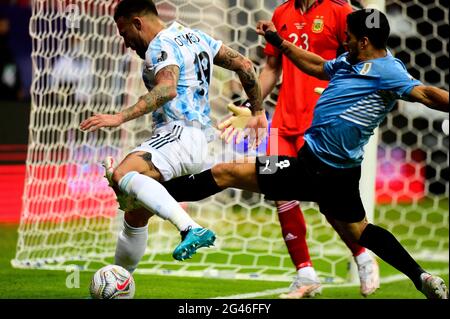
312,16,324,33
360,63,372,75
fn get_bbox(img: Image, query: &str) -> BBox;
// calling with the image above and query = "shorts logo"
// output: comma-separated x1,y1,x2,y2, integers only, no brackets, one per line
259,158,290,174
275,160,290,169
261,160,273,173
312,16,324,33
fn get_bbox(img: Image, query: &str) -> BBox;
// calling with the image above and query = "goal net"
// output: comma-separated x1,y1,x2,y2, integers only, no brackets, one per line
12,0,448,284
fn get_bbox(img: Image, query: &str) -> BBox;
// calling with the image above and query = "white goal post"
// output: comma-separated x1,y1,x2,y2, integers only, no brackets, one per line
12,0,448,284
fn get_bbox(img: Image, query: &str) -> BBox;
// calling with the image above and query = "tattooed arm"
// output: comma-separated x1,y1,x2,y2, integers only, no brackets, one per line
214,45,263,114
214,44,267,148
80,65,179,131
120,65,179,123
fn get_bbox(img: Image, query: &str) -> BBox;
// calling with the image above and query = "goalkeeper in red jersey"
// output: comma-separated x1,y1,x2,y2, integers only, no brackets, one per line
254,0,379,298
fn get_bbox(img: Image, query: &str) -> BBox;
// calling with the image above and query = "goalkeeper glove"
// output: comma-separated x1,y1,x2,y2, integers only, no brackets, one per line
218,103,252,144
314,87,325,95
218,102,268,148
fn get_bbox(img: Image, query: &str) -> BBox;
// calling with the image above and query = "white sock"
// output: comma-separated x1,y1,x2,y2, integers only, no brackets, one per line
119,171,201,231
114,220,148,274
355,250,373,266
297,266,317,280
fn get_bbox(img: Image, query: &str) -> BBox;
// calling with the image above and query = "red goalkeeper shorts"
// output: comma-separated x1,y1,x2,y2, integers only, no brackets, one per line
267,130,305,157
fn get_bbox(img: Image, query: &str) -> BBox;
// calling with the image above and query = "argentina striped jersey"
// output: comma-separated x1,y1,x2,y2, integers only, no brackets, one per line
142,22,222,129
304,51,422,168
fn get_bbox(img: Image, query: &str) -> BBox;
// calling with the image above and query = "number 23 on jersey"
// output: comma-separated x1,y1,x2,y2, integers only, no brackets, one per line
288,33,309,51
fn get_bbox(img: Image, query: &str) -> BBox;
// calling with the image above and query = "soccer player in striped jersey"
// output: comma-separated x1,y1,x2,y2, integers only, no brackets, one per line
256,0,378,298
162,9,449,299
80,0,266,272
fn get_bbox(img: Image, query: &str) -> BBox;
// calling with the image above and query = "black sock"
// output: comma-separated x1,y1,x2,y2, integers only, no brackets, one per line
359,224,425,290
162,169,223,202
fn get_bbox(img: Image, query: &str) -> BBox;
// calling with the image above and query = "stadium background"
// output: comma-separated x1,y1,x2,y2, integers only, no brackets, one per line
0,0,447,299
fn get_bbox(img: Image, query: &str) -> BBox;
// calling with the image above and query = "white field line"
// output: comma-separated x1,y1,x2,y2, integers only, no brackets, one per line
211,268,449,299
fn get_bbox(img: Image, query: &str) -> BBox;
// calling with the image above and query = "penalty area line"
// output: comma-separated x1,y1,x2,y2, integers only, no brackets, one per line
211,268,449,299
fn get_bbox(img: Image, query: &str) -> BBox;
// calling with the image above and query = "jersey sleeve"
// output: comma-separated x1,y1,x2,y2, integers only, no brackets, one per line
146,37,182,75
324,53,347,78
380,59,423,99
196,30,223,57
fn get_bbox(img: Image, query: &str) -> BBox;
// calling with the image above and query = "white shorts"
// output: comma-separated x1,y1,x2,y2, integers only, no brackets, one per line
129,121,209,181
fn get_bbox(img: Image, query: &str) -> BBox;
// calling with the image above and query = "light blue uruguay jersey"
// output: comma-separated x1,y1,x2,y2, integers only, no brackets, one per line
142,22,222,128
304,51,422,168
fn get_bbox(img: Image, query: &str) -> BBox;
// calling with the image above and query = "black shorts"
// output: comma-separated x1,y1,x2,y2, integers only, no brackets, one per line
256,144,366,223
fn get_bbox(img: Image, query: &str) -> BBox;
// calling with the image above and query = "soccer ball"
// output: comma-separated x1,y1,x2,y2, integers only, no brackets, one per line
89,265,135,299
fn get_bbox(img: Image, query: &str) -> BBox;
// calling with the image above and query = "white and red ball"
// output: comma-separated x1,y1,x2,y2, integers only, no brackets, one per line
89,265,135,299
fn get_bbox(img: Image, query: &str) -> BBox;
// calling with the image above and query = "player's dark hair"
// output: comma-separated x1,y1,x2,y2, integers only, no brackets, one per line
114,0,159,21
347,9,390,49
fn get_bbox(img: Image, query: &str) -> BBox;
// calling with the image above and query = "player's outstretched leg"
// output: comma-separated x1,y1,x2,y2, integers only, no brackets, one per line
172,226,216,261
420,273,449,299
118,171,216,261
162,170,223,202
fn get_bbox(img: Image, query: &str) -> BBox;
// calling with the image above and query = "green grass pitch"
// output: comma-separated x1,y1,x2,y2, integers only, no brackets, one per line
0,223,447,299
